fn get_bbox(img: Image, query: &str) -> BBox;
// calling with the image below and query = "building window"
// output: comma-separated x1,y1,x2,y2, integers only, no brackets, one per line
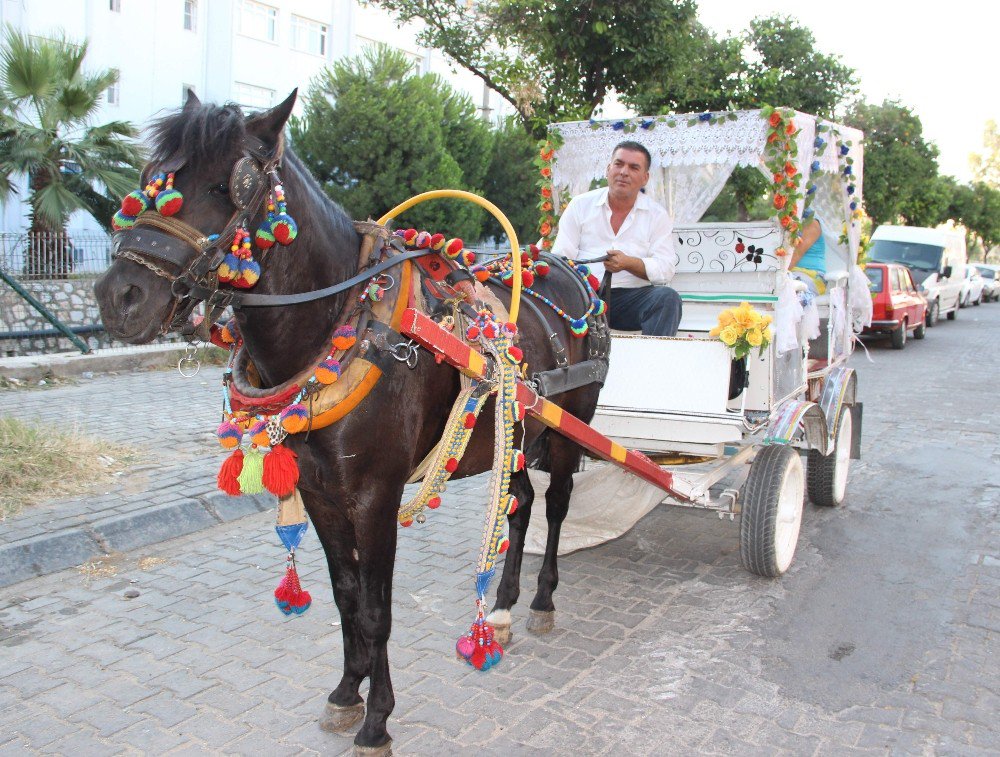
291,15,328,56
183,0,197,31
110,0,121,11
234,82,274,110
181,83,196,103
239,0,278,42
107,71,120,105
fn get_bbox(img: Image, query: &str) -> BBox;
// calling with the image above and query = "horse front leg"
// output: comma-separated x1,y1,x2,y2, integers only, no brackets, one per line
305,494,369,733
527,434,580,636
487,469,535,645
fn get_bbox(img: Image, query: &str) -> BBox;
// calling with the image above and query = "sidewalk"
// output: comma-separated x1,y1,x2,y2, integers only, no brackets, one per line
0,346,272,588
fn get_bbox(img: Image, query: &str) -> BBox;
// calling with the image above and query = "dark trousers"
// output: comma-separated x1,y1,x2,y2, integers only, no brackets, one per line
608,286,682,336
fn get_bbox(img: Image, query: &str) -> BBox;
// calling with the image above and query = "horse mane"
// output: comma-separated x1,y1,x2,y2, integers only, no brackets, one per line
148,101,357,242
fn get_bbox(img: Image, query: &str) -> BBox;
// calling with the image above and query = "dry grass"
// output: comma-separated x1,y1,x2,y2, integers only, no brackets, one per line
0,415,142,520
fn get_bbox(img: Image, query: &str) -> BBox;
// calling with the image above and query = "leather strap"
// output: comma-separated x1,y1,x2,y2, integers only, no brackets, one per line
531,358,609,396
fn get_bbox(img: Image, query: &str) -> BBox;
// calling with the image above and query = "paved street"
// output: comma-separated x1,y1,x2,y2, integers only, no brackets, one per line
1,303,998,755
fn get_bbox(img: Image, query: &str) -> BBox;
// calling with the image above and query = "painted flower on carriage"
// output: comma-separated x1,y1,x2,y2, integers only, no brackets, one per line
710,302,772,359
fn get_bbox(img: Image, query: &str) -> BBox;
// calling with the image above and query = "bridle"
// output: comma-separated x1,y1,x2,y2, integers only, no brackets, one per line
111,133,287,339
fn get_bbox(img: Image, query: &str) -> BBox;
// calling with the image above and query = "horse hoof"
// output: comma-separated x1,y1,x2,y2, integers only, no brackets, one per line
320,702,365,732
354,738,392,756
526,609,555,636
492,624,513,646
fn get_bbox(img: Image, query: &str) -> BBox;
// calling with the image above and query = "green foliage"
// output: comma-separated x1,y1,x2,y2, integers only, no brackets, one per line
370,0,698,137
0,27,143,235
481,118,539,242
290,45,493,241
845,100,941,227
948,181,1000,256
970,119,1000,189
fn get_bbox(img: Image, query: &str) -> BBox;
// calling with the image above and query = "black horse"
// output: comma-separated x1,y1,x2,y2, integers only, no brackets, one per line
95,91,603,753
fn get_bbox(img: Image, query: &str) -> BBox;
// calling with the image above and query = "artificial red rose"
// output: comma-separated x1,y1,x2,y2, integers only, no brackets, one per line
767,133,778,144
541,186,552,198
539,147,554,161
541,238,552,249
785,121,796,135
780,214,791,228
540,167,552,178
769,112,782,127
773,194,787,210
541,201,552,211
784,161,797,176
539,221,552,236
773,173,784,184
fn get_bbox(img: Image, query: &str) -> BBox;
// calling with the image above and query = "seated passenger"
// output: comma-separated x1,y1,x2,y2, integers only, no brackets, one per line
551,140,682,336
790,217,826,299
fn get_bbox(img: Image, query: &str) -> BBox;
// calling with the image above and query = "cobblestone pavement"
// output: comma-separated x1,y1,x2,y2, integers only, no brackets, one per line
1,304,998,755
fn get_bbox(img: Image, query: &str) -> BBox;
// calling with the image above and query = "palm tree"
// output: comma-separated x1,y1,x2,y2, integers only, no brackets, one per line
0,27,144,276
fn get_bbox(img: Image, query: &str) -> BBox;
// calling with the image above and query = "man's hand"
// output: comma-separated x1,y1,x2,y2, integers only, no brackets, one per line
604,249,648,279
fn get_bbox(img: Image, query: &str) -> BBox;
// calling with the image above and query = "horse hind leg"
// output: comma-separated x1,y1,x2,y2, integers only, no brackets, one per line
488,469,535,645
526,433,581,636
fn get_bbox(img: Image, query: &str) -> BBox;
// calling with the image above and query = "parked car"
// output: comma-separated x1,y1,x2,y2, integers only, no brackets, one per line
975,264,1000,302
960,265,985,307
868,225,965,325
862,262,928,349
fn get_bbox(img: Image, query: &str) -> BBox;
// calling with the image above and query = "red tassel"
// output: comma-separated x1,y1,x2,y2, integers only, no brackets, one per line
262,443,299,497
217,449,244,495
274,562,312,615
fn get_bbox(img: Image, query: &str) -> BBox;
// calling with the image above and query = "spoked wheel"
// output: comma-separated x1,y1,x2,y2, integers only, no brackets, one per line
740,445,805,577
807,409,852,507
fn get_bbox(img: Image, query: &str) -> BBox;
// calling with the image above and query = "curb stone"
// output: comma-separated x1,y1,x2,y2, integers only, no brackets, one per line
0,490,275,590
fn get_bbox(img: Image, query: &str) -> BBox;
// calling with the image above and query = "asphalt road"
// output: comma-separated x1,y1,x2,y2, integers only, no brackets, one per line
0,301,997,755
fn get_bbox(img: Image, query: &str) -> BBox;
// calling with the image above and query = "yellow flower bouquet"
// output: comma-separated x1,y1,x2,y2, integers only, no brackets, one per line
709,302,773,359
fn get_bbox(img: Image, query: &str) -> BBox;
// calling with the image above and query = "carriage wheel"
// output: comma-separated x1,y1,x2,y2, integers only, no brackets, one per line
807,408,852,507
740,445,804,577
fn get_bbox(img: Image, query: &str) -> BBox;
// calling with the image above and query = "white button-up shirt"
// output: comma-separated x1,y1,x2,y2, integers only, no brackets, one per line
551,187,677,288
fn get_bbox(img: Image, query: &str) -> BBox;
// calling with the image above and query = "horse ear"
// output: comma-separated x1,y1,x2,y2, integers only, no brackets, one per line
248,89,298,148
182,88,201,111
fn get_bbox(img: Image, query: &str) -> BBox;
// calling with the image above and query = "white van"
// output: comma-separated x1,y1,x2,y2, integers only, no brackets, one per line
868,225,967,325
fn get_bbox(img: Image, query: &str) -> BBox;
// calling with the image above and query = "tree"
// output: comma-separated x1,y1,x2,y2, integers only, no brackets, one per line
948,182,1000,259
844,100,941,227
970,119,1000,188
0,28,142,275
370,0,698,137
481,118,540,243
290,45,494,242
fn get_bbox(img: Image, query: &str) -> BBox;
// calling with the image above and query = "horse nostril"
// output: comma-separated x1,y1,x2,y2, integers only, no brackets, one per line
120,284,143,314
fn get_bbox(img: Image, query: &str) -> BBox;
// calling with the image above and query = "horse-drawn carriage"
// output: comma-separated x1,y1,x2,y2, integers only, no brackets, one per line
523,108,871,577
95,95,868,753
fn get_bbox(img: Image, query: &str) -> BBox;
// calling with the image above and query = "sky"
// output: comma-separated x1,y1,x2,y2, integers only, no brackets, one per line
691,0,999,183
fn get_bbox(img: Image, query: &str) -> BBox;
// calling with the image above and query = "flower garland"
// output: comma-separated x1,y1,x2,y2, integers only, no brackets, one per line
801,120,865,263
759,105,803,259
535,131,562,252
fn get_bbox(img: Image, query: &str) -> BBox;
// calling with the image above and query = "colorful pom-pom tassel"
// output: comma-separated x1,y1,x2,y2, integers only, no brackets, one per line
507,345,523,363
535,260,550,276
314,357,341,385
445,457,459,473
507,496,519,515
233,258,261,289
332,325,357,352
587,274,601,292
220,318,239,344
402,228,418,246
248,419,271,448
217,420,243,449
429,232,445,250
271,214,297,245
461,250,476,267
427,496,441,509
464,412,477,429
466,325,480,340
111,210,137,231
521,270,534,288
414,230,432,249
218,252,241,283
569,317,589,336
255,221,276,249
217,449,244,495
262,443,299,498
237,448,265,494
279,403,310,433
274,562,311,616
155,188,183,216
529,244,540,260
456,618,503,671
443,238,464,259
471,266,491,283
121,190,150,217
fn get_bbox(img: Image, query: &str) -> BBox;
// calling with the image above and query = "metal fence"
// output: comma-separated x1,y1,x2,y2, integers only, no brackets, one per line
0,231,113,280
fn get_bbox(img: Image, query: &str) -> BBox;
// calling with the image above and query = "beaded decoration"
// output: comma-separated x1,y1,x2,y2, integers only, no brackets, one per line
472,244,606,337
217,227,261,289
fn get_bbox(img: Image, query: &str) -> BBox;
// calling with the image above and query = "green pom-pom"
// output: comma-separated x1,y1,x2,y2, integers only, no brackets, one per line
237,448,265,494
112,210,137,230
155,188,183,216
255,222,276,249
271,214,298,245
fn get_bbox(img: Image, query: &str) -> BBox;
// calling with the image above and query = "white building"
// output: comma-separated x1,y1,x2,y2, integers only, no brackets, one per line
0,0,510,234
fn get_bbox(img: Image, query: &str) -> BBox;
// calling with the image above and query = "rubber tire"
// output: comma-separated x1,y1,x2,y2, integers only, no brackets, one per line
961,292,970,308
947,305,957,320
926,300,939,327
974,293,982,306
890,319,907,349
740,445,805,578
913,316,926,340
807,409,852,507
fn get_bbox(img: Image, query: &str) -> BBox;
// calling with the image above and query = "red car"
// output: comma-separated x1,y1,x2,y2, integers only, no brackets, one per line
862,262,928,349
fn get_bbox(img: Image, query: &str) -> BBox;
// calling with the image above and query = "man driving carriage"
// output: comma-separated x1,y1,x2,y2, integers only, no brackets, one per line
552,140,682,336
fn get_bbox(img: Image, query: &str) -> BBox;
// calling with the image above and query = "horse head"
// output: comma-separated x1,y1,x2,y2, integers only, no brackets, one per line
95,89,298,343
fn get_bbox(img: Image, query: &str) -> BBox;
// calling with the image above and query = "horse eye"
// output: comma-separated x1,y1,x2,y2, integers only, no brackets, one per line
209,183,230,196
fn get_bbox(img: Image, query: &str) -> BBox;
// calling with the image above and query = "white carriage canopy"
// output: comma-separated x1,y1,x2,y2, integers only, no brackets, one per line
548,110,865,268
